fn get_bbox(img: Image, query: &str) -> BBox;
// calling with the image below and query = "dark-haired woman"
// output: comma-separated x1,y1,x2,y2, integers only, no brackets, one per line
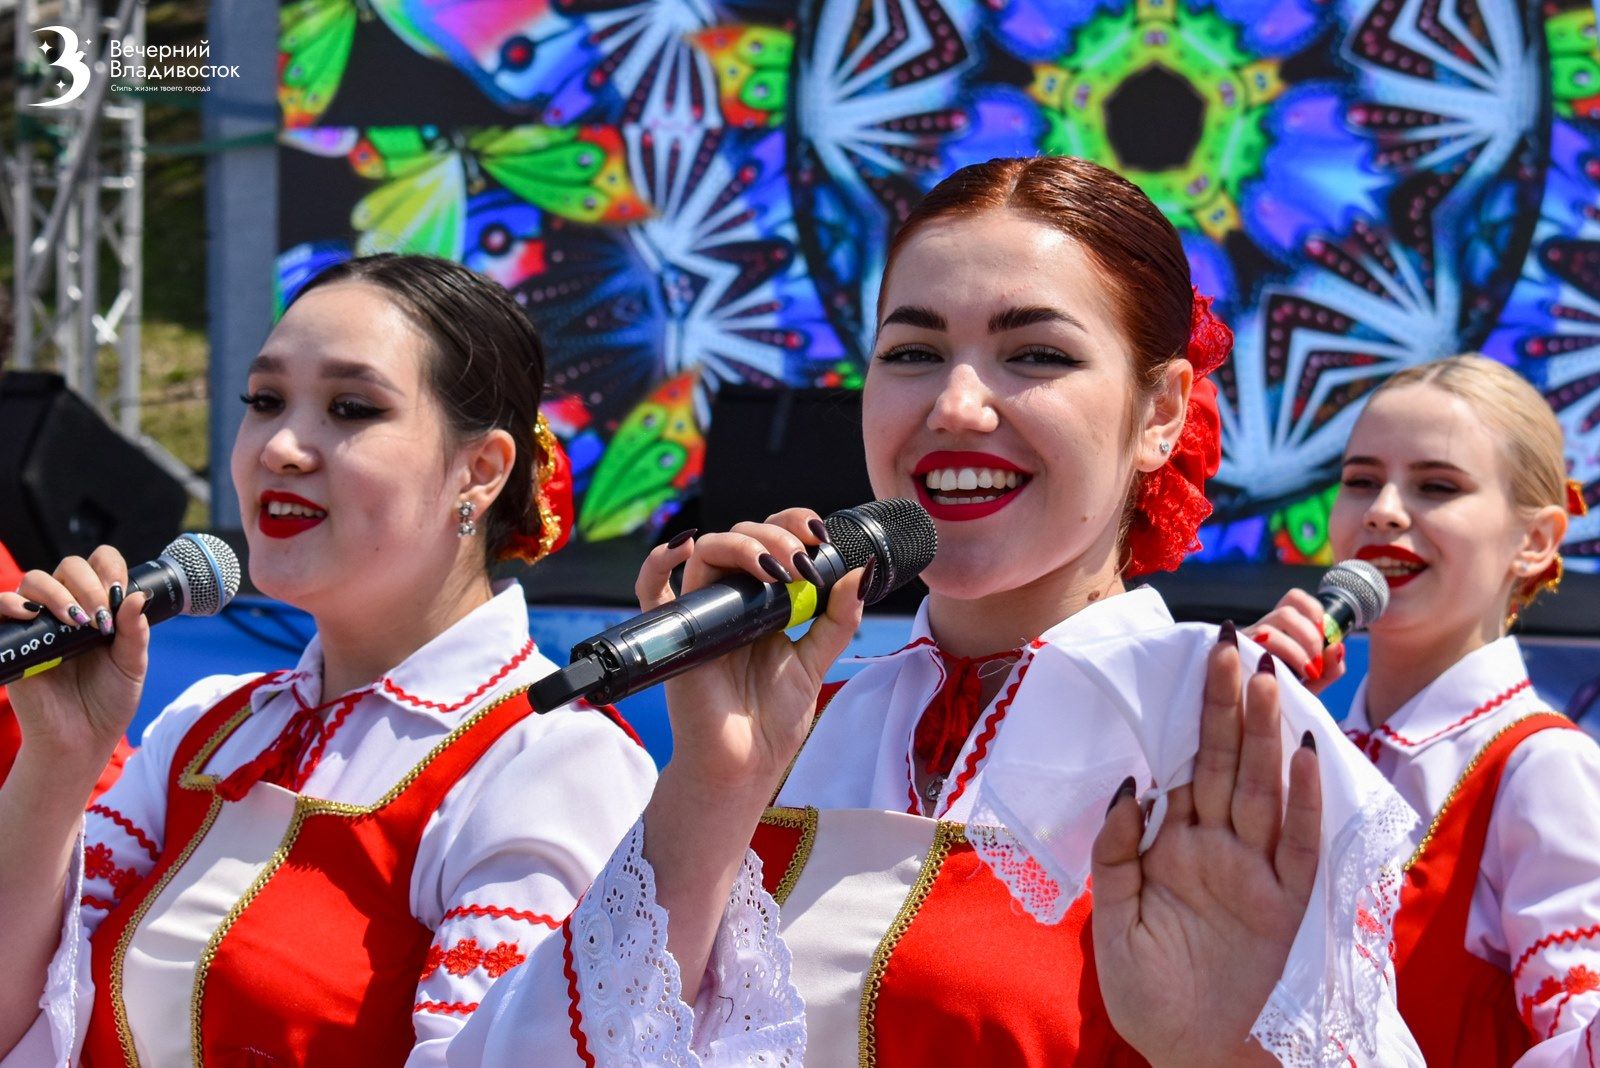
454,158,1422,1065
0,255,655,1064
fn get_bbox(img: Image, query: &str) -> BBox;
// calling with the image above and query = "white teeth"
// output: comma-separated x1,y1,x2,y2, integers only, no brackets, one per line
266,500,326,519
921,466,1027,501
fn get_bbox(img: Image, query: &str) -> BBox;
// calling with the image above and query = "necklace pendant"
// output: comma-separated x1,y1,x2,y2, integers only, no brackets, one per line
924,775,945,806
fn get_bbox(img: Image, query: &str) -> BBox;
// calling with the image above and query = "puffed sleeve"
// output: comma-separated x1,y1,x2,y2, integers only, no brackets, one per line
407,706,659,1065
1474,727,1600,1067
1,672,260,1067
447,816,805,1067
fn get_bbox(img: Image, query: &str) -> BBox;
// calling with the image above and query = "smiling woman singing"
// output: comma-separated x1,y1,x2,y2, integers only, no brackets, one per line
452,157,1425,1066
0,254,655,1065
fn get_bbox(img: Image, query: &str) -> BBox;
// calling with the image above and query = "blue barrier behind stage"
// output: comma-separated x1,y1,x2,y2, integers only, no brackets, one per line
132,597,1600,769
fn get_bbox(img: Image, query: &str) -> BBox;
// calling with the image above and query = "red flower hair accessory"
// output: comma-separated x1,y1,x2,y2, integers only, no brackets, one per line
498,413,575,565
1123,289,1232,578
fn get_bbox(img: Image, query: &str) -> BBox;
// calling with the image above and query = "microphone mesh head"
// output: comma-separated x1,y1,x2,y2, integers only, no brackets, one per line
1319,559,1389,630
161,533,242,617
824,499,938,604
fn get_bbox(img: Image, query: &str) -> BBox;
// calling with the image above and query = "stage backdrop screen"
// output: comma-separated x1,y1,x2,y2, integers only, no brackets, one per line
275,0,1600,584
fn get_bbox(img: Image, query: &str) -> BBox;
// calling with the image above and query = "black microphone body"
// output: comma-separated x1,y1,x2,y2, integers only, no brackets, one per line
531,499,936,709
0,534,240,686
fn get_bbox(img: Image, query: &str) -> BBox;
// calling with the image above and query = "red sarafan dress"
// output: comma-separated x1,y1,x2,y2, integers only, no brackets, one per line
1342,637,1600,1065
454,589,1424,1067
4,583,655,1066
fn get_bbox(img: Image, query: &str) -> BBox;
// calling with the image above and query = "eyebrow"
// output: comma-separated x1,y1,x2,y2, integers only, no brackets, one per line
249,353,399,390
878,304,1087,334
1341,455,1470,475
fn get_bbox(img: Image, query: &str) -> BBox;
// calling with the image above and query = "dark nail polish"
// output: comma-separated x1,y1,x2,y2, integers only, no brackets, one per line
67,605,91,627
758,553,794,584
666,528,698,550
1217,619,1237,647
793,551,824,588
95,608,114,636
1257,653,1276,677
21,600,43,613
1301,730,1316,753
1107,775,1137,815
808,518,830,544
109,584,125,615
857,557,877,602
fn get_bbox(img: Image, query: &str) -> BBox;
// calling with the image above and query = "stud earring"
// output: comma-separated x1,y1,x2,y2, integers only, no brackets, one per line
457,500,477,538
1157,441,1172,456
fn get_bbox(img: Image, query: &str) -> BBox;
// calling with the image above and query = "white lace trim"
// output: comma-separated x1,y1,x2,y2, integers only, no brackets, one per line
568,820,803,1067
1249,788,1416,1067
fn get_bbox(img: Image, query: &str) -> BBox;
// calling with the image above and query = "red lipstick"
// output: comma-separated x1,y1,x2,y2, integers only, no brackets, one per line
912,450,1032,522
1356,544,1429,589
258,490,328,539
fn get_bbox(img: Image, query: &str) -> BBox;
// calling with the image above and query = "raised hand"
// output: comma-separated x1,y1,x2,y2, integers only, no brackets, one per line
0,545,149,763
1245,589,1345,694
1091,626,1321,1067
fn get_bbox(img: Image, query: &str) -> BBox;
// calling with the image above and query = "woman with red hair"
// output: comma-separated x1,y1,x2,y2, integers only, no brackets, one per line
454,157,1423,1065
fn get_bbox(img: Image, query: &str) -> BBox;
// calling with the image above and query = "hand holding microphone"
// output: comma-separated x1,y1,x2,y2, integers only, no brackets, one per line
1245,559,1389,694
0,535,240,757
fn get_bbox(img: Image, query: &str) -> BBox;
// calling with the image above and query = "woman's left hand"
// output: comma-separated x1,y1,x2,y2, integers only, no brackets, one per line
1091,630,1321,1067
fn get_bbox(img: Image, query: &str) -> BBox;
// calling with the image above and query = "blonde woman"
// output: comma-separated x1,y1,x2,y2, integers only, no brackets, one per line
1249,354,1600,1064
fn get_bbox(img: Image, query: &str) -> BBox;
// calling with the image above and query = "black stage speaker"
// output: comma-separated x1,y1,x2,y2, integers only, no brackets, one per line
0,371,188,570
698,386,923,611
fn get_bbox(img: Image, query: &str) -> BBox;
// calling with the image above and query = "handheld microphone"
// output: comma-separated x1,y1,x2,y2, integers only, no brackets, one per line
531,499,937,709
1316,559,1389,647
0,534,242,686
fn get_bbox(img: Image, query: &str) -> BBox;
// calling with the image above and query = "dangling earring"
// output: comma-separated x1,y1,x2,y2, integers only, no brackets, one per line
457,500,477,538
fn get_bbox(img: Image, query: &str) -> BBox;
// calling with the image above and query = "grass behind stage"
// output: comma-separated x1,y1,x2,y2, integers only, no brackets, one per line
1,1,212,531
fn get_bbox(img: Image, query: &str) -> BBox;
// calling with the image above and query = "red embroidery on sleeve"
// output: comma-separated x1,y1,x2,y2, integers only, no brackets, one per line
483,941,527,978
81,895,117,911
1549,966,1600,1037
414,1000,479,1016
420,944,445,981
110,866,143,901
381,640,536,714
1376,680,1532,748
1513,924,1600,983
87,804,159,861
85,842,117,880
561,918,597,1067
440,903,560,928
442,938,485,976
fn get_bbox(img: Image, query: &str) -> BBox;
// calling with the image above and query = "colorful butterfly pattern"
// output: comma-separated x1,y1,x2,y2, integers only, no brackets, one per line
276,0,1600,575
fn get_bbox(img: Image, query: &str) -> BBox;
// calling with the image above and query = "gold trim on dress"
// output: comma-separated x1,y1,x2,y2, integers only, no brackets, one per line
759,806,819,907
1405,712,1565,871
857,820,967,1067
110,794,224,1067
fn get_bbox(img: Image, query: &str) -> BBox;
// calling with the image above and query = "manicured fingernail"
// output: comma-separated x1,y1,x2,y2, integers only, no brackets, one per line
666,528,698,550
68,605,91,627
758,553,794,584
1217,619,1237,647
109,584,125,615
857,557,877,602
1257,653,1276,677
21,600,43,613
793,551,824,587
808,518,830,544
1301,730,1316,752
1107,775,1137,815
1303,654,1324,682
95,608,114,636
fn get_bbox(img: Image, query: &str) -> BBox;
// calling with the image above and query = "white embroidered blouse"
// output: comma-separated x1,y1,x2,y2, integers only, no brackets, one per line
4,581,657,1067
451,587,1425,1067
1340,637,1600,1066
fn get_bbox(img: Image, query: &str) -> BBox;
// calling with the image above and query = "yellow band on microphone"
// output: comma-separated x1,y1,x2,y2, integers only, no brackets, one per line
786,580,819,630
